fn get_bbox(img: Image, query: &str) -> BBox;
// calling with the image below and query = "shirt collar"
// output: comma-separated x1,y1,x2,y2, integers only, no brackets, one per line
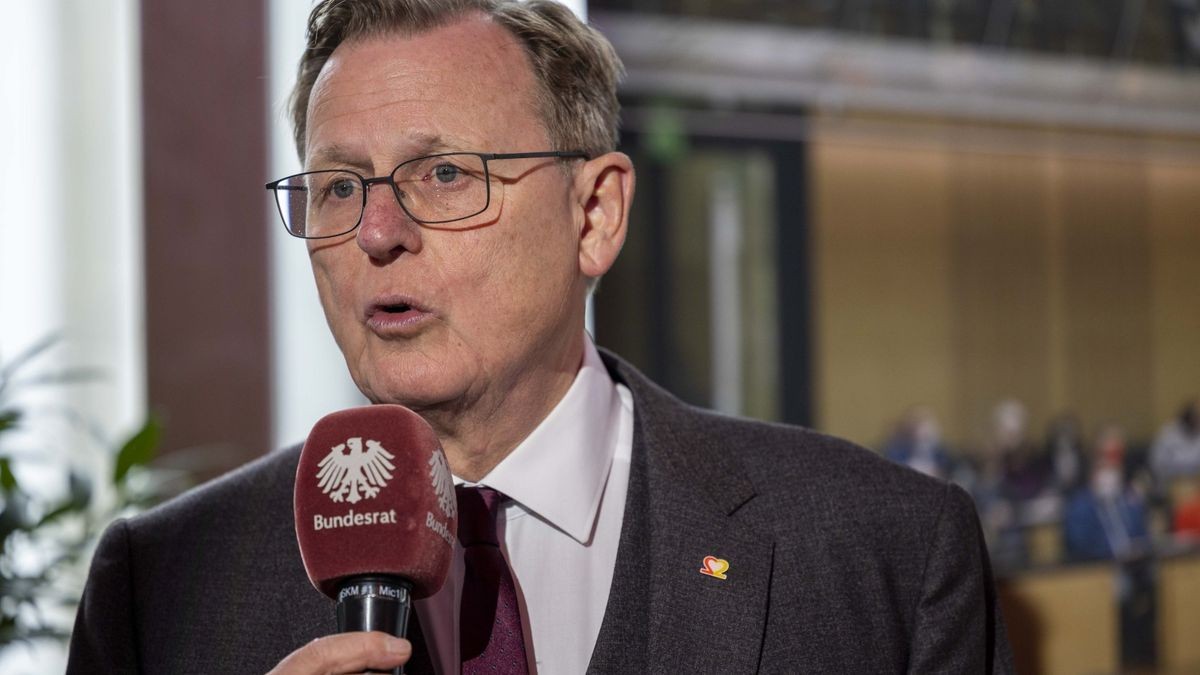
462,336,622,545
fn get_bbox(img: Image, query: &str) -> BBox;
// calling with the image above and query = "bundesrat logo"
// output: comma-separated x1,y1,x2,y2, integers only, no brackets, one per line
428,450,456,519
316,437,395,504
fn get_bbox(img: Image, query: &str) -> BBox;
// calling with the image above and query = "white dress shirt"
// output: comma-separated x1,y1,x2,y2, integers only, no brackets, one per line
414,337,635,674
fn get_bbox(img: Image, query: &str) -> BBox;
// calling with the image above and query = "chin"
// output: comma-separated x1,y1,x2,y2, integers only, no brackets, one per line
355,365,469,411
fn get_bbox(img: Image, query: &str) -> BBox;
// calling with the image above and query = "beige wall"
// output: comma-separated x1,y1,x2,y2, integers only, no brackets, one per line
811,114,1200,450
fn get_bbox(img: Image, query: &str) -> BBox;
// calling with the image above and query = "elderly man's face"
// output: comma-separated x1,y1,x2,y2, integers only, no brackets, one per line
303,16,589,413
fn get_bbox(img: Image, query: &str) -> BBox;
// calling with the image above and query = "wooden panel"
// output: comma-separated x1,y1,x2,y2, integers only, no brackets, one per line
141,0,270,472
947,151,1054,440
1026,523,1063,567
1159,554,1200,672
999,565,1118,675
1147,162,1200,428
1060,159,1155,439
809,113,1199,451
810,135,956,446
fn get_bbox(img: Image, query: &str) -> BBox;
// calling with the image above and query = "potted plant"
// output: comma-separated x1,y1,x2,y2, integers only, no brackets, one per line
0,336,181,669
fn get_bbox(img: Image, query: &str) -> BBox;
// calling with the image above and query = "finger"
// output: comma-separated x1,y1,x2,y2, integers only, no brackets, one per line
267,632,411,675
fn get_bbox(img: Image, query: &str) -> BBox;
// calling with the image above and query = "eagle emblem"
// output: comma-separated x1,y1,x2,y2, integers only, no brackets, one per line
316,437,395,504
428,450,456,519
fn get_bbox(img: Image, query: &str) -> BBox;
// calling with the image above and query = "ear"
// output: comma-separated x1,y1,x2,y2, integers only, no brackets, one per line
573,152,635,279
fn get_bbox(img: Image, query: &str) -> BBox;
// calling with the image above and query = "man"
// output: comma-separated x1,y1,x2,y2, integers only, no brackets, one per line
69,1,1013,673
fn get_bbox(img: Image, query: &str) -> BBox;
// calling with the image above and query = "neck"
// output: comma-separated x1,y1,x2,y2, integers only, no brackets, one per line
421,331,586,483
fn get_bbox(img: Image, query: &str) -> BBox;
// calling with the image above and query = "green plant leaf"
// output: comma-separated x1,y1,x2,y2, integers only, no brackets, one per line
68,469,93,508
0,457,19,493
35,500,83,528
0,409,19,434
113,417,162,485
10,367,105,388
0,334,60,386
0,504,25,548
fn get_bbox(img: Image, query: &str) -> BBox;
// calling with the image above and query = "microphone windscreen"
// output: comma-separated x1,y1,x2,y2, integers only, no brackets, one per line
294,405,457,599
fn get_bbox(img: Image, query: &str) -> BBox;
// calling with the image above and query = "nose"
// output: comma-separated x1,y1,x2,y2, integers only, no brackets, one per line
355,181,423,260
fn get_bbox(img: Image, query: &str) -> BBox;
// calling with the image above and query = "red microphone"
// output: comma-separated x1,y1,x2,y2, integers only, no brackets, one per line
294,405,457,667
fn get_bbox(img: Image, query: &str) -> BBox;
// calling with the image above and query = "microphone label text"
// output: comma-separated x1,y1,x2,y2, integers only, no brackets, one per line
313,508,398,531
425,511,454,547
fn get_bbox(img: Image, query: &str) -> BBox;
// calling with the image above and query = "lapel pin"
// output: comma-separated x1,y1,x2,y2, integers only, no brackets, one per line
699,555,729,580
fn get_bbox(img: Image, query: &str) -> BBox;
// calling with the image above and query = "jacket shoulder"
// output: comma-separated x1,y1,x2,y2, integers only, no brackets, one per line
599,347,950,511
125,445,300,548
142,444,298,516
71,445,318,674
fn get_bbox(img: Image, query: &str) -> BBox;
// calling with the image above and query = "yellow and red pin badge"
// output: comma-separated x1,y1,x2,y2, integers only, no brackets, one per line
699,555,729,580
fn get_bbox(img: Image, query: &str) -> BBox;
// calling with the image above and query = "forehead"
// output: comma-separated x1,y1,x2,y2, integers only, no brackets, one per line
305,15,549,165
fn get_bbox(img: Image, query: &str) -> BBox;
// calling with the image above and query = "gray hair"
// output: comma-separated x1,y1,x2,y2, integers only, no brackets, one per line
289,0,624,161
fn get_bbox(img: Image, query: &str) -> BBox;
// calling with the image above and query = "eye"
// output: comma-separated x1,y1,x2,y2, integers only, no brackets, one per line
330,178,358,199
431,163,462,184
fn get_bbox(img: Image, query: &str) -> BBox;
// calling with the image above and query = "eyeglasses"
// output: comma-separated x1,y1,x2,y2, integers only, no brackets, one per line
265,150,588,239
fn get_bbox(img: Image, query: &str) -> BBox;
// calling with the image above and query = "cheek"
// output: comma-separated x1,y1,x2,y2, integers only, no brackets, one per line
426,172,580,299
309,247,361,331
433,223,573,338
433,235,516,318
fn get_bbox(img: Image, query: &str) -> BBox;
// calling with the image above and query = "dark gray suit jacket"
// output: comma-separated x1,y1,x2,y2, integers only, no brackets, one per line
69,352,1013,673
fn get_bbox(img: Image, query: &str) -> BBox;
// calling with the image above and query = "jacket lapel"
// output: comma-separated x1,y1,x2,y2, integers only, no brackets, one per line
643,494,774,673
588,353,774,674
586,436,654,672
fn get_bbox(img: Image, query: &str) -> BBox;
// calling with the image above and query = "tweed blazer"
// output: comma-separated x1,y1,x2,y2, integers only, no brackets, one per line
68,351,1013,673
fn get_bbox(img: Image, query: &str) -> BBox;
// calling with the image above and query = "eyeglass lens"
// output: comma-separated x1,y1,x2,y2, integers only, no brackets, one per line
273,153,491,238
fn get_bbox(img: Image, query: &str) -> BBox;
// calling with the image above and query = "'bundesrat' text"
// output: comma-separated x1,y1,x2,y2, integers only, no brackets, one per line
313,508,398,531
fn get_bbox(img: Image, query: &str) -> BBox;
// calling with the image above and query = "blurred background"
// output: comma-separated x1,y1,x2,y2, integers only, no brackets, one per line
1,0,1197,672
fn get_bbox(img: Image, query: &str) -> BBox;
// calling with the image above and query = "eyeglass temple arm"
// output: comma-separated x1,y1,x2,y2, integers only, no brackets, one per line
481,151,589,161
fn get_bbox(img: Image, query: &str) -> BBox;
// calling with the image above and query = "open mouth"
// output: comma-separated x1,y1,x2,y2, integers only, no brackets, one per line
365,298,428,333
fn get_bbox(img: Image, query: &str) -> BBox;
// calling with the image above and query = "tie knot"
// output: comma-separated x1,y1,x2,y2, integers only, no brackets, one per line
455,485,504,547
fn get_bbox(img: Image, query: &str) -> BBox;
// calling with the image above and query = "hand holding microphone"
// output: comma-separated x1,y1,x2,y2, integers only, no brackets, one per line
266,632,412,675
272,405,457,675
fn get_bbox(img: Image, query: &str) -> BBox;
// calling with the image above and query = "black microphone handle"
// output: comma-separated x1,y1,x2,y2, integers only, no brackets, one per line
336,575,413,675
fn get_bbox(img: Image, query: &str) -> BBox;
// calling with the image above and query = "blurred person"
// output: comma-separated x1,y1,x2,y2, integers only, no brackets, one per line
992,399,1053,503
1062,426,1150,562
882,406,954,479
973,400,1066,569
1045,412,1088,494
1174,484,1200,539
1150,398,1200,482
66,1,1013,673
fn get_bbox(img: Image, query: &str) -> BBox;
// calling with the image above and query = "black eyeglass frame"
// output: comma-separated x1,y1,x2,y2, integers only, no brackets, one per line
265,150,589,239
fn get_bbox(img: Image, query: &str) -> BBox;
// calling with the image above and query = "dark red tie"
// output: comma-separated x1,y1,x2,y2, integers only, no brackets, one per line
456,486,529,674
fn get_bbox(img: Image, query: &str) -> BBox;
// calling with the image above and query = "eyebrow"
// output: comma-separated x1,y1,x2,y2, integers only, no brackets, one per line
306,132,455,172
